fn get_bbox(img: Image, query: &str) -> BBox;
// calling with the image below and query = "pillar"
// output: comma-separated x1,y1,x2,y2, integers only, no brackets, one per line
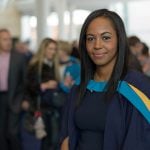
35,0,50,45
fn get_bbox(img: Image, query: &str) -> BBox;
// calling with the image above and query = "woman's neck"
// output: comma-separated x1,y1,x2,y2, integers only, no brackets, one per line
94,65,114,82
44,58,53,67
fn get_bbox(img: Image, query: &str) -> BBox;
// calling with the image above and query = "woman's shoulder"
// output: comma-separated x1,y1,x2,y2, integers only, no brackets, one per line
125,69,149,79
123,70,150,95
118,70,150,124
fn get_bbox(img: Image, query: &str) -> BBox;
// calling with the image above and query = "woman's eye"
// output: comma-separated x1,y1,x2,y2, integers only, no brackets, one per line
102,36,111,41
86,36,95,42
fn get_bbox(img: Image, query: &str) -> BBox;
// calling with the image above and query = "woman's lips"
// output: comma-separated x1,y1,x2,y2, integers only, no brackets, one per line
93,52,107,58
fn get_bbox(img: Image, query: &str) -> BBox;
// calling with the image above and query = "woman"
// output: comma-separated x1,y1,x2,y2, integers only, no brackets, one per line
22,38,62,150
59,9,150,150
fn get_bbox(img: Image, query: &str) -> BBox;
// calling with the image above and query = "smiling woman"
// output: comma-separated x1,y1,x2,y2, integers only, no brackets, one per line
85,17,118,79
59,9,150,150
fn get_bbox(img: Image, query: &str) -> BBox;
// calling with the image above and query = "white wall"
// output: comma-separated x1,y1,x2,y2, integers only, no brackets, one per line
0,5,21,37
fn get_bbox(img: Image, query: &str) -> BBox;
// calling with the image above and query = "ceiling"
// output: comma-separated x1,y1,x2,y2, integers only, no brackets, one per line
0,0,147,14
0,0,9,9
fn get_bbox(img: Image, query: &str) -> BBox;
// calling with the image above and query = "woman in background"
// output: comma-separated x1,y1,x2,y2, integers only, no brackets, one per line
22,38,62,150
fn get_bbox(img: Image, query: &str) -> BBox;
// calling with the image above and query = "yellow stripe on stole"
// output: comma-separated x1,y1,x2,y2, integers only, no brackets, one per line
128,84,150,111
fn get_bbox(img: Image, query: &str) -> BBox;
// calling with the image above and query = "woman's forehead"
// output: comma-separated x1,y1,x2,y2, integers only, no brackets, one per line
86,17,116,34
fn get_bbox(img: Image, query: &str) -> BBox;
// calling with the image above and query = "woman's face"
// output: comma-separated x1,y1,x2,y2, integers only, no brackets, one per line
44,42,57,60
86,17,118,69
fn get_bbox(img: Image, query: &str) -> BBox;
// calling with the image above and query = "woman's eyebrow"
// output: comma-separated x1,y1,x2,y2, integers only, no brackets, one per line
86,34,94,36
86,32,112,36
101,32,112,36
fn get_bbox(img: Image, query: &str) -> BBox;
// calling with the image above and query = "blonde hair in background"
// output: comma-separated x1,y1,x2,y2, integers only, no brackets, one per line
29,38,60,81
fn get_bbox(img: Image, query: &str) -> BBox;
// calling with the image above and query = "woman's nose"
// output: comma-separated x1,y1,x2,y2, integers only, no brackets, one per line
94,38,103,50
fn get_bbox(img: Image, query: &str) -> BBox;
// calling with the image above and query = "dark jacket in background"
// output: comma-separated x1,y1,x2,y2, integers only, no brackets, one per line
8,51,27,113
25,63,57,110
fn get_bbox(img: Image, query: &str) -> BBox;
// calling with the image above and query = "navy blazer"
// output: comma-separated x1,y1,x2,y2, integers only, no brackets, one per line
59,70,150,150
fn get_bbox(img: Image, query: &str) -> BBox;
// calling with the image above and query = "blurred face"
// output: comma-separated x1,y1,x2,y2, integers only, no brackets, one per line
130,42,143,56
58,49,67,59
137,54,147,66
0,31,12,52
15,42,28,54
86,17,118,69
44,42,57,60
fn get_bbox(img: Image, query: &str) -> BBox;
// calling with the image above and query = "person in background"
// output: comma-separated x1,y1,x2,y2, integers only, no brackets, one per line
128,36,143,72
22,38,62,150
0,28,26,150
137,42,150,76
57,40,80,93
59,9,150,150
15,40,33,63
128,35,143,56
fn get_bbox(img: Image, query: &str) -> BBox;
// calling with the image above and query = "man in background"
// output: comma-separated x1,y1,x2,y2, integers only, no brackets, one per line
0,29,26,150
